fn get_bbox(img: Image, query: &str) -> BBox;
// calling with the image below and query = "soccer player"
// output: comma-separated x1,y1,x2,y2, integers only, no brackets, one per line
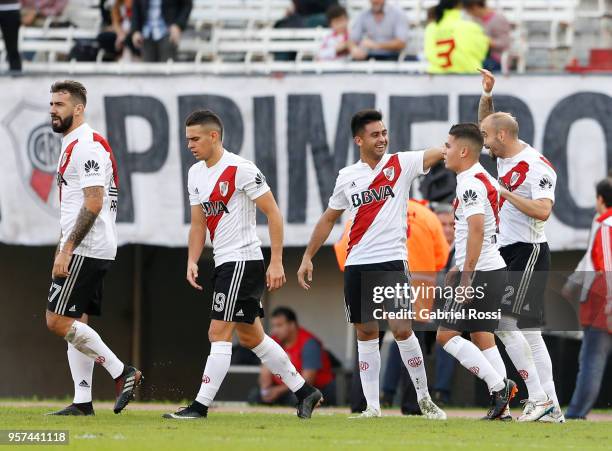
435,123,517,420
297,110,446,419
163,110,322,420
45,80,142,416
478,69,562,422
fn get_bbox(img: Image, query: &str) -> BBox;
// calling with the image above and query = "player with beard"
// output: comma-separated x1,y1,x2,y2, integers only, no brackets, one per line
46,80,142,416
477,69,561,422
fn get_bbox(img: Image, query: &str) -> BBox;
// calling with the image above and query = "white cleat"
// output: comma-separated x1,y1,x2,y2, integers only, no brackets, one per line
538,406,566,423
418,396,447,420
348,406,382,419
518,398,555,422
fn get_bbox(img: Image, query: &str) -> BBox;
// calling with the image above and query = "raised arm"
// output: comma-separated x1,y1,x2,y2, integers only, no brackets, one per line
297,208,344,290
423,147,446,171
478,68,496,124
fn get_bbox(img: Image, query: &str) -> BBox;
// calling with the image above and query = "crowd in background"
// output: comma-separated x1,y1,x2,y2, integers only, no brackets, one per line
0,0,513,72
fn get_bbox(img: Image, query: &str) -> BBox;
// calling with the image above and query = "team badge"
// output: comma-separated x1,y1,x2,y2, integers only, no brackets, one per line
383,167,395,181
219,181,229,197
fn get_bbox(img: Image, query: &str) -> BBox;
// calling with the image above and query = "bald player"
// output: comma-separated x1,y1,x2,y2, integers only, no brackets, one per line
477,69,561,423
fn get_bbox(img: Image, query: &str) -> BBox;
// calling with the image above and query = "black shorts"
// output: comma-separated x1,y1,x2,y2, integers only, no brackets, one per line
438,269,506,333
211,260,265,324
499,242,550,327
47,254,112,318
344,260,411,324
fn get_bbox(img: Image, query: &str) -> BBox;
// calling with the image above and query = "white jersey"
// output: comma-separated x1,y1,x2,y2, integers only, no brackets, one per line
56,123,119,260
329,151,428,266
453,162,506,271
497,144,556,247
188,150,270,267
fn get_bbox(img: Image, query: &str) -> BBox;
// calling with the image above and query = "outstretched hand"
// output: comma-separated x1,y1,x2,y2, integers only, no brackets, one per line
478,68,495,93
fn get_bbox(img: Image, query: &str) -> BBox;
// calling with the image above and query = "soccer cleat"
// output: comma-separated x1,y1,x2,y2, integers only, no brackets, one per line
538,406,566,423
517,398,554,422
481,404,512,421
46,403,94,416
418,396,447,420
296,388,323,419
163,403,207,420
113,365,143,414
483,378,518,420
348,406,382,419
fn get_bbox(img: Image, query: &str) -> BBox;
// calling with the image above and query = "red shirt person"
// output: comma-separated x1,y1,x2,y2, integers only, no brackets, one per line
253,307,336,406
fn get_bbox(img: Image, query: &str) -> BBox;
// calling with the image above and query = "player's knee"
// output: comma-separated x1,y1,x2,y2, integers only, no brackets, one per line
391,328,412,341
238,335,259,349
436,331,452,347
46,314,66,336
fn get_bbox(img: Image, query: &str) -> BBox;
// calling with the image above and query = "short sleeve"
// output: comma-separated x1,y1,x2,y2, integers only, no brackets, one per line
393,11,409,42
459,180,486,219
187,165,200,206
529,159,556,202
398,151,429,186
301,339,323,370
236,162,270,201
72,143,107,189
328,172,350,211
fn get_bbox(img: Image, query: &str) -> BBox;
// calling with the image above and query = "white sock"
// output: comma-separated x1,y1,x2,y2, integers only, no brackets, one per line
357,339,381,411
252,335,305,392
523,330,559,408
67,343,94,404
396,334,430,401
64,320,124,379
443,336,505,392
496,317,547,401
482,346,506,393
195,341,232,407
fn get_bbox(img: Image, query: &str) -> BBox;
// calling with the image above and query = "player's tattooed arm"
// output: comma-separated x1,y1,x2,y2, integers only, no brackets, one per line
63,186,104,253
478,68,495,124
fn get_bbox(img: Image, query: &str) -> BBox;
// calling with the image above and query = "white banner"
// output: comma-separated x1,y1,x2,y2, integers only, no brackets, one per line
0,74,610,250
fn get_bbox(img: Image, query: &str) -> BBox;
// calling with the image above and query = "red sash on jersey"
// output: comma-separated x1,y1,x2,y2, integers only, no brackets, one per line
347,154,402,257
93,133,120,189
57,139,78,202
474,172,500,230
206,166,238,241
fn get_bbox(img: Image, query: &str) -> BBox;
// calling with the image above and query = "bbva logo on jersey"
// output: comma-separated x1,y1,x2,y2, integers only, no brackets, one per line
351,185,395,208
201,200,229,216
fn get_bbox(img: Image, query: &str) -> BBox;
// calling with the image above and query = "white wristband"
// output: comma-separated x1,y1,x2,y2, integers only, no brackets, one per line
482,90,492,97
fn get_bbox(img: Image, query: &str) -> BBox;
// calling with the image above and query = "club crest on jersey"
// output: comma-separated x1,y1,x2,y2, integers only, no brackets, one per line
383,167,395,181
201,200,229,216
351,185,395,208
219,181,229,197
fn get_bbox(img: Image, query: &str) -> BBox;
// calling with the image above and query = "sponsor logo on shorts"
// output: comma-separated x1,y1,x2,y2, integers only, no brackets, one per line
469,366,480,376
202,375,211,384
519,370,529,380
95,356,106,365
407,357,422,368
359,361,369,371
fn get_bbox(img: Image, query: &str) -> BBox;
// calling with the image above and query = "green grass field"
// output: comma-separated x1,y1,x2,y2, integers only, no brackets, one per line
1,404,610,451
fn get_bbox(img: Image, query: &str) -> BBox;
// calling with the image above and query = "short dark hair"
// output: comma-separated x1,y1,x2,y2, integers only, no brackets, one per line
271,306,298,323
50,80,87,107
351,109,383,137
185,109,224,139
596,178,612,208
462,0,486,8
326,4,347,23
449,122,484,152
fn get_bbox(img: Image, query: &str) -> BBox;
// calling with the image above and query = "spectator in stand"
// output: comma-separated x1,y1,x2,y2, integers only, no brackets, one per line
131,0,192,62
0,0,21,71
248,307,337,406
277,0,338,28
98,0,140,61
21,0,68,26
349,0,408,61
462,0,511,72
424,0,488,73
563,178,612,419
317,4,349,61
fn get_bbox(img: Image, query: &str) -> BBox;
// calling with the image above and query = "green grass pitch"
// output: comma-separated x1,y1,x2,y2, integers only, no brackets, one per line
1,406,610,450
